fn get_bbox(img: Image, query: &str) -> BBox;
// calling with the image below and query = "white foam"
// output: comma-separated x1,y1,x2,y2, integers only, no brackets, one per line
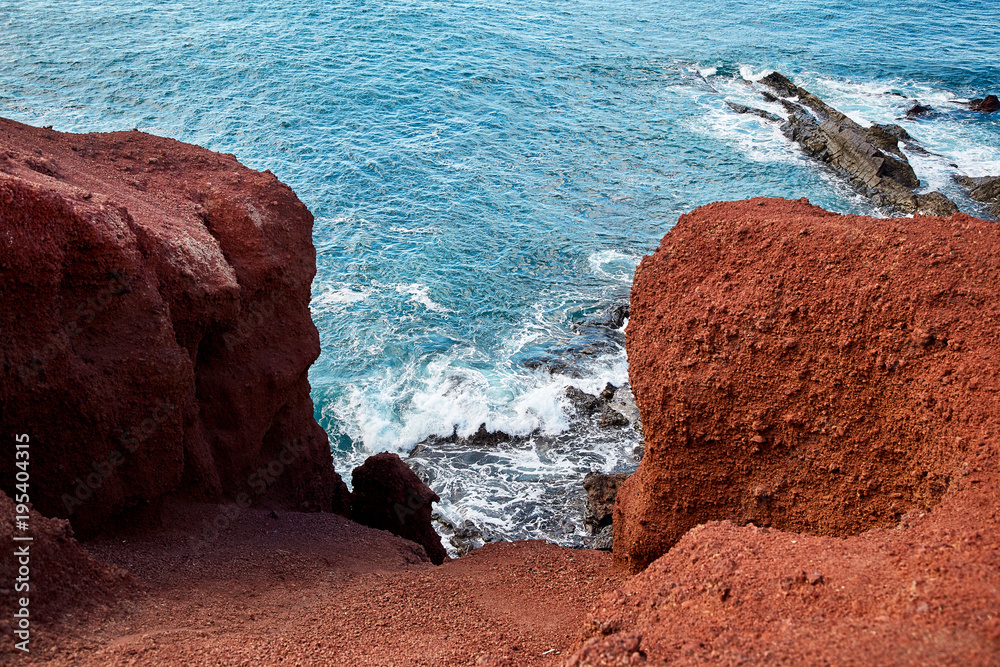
389,225,439,234
395,283,453,313
738,65,774,83
383,282,453,313
691,100,804,165
904,149,958,194
587,249,642,280
310,284,370,313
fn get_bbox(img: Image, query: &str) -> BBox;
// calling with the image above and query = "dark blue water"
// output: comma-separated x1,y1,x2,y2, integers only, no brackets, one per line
3,0,998,548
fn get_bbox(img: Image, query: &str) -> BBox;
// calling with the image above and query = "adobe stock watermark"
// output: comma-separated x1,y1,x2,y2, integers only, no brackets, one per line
60,397,177,515
394,487,431,526
187,438,309,554
219,284,286,350
17,271,131,385
10,433,32,653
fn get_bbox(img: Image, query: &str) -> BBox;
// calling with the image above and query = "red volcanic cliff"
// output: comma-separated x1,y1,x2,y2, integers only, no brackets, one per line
575,198,1000,664
0,118,350,533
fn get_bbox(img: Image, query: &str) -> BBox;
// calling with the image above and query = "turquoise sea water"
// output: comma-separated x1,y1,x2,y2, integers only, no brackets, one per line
3,0,998,548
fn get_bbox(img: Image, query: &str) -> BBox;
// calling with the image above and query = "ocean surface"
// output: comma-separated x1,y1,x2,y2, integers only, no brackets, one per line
3,0,998,552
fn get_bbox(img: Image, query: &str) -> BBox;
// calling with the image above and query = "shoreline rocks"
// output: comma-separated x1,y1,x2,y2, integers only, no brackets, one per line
756,72,958,217
583,471,630,551
956,174,1000,220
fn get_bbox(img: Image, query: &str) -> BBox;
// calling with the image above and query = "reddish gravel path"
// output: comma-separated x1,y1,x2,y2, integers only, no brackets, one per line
14,500,622,666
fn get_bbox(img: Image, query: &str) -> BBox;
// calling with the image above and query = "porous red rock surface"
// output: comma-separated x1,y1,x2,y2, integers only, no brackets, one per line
0,117,349,534
351,451,449,565
6,499,623,666
589,197,1000,664
0,491,128,638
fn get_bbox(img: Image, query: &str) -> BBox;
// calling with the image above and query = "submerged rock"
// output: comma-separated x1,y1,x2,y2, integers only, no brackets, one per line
725,100,783,122
905,102,934,118
523,299,629,377
351,452,447,565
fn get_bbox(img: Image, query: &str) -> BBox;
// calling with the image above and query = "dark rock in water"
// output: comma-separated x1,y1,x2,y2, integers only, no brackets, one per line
969,95,999,112
759,71,799,98
523,299,629,377
905,103,933,118
582,301,630,330
583,471,630,532
590,524,614,551
912,191,959,217
521,334,623,377
351,452,447,565
725,101,783,123
522,356,584,378
565,386,603,416
421,423,514,449
756,72,959,217
956,174,1000,219
600,382,617,401
465,424,513,448
633,444,645,461
597,407,630,429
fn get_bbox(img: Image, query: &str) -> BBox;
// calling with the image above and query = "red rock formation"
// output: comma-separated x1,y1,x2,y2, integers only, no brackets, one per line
351,452,448,565
0,118,350,534
583,198,1000,663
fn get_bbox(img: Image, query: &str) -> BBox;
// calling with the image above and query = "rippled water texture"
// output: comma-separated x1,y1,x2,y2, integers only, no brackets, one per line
3,0,998,547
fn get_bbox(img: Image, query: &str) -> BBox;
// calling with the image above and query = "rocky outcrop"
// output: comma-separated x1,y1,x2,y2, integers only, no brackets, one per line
583,472,630,551
587,197,1000,664
969,94,999,113
956,174,1000,220
351,452,448,565
583,472,629,533
0,118,350,534
758,72,958,217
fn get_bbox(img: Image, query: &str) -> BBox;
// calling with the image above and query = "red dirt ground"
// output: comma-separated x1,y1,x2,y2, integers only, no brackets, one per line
4,499,623,666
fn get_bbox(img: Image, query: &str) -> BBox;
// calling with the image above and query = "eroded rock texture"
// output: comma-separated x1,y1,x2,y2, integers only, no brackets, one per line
586,197,1000,664
0,118,350,534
